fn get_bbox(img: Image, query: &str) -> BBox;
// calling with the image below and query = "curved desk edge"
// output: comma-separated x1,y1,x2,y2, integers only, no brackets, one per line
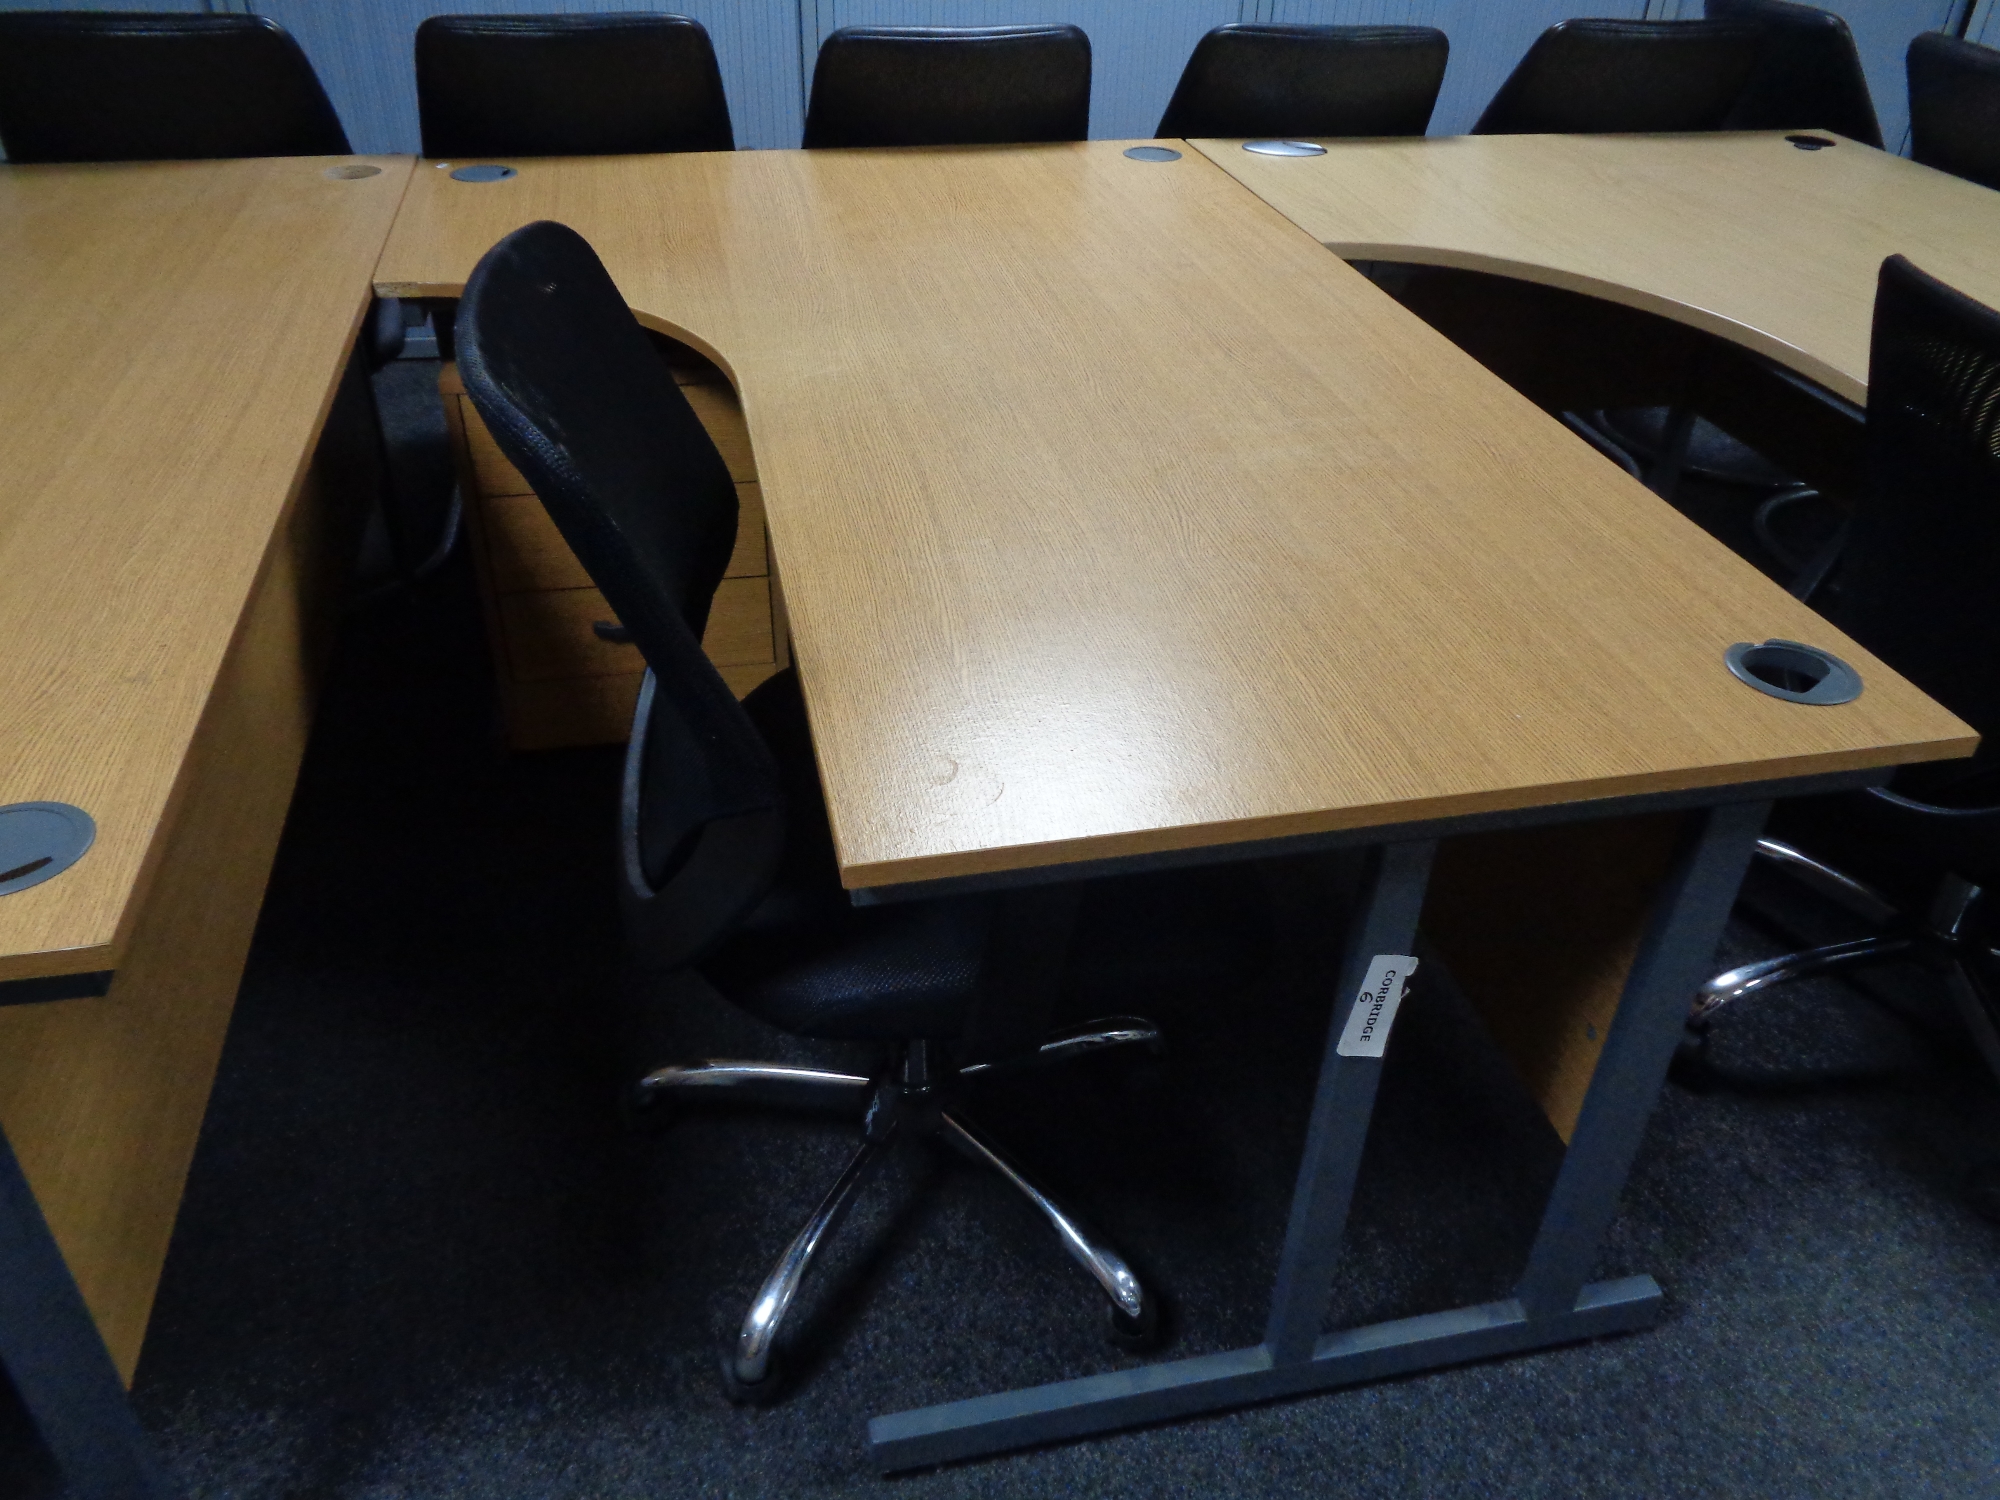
1311,239,1861,406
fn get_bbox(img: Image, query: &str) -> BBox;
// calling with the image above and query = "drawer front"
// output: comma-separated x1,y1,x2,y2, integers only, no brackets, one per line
504,673,646,751
499,577,773,682
681,383,756,482
458,383,752,494
501,663,782,751
481,482,767,593
444,359,778,749
459,395,533,497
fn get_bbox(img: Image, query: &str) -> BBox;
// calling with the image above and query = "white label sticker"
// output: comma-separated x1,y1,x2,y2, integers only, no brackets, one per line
1335,955,1418,1058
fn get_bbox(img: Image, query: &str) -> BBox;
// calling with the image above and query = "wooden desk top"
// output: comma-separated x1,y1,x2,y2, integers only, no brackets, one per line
1193,132,2000,407
377,144,1972,892
0,155,413,981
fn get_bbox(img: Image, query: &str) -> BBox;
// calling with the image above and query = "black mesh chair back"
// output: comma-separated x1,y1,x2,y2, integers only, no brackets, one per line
1822,255,2000,751
1908,33,2000,192
1473,19,1761,136
1706,0,1882,147
1154,23,1448,139
803,24,1090,148
457,222,782,954
0,12,348,163
416,13,733,159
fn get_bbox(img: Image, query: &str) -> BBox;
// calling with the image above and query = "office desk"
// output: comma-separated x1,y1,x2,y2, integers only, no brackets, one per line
1193,131,2000,408
377,142,1971,1467
0,153,411,1433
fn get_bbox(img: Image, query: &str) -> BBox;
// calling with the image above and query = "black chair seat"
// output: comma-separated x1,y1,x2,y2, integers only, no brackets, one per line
803,24,1091,148
0,12,347,163
415,13,734,159
1154,23,1448,140
697,670,983,1040
708,894,987,1042
1474,19,1761,136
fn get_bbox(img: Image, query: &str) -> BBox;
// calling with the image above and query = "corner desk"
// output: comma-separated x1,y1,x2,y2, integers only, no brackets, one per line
0,154,412,1494
1193,130,2000,408
374,140,1972,1469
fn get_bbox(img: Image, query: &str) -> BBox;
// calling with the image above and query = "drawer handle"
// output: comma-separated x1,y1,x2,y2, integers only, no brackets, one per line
592,620,633,645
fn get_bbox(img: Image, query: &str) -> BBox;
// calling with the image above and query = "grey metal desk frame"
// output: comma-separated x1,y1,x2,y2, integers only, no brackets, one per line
867,781,1788,1472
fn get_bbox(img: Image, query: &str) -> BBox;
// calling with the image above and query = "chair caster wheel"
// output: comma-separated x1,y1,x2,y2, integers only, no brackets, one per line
1107,1295,1162,1353
719,1343,786,1406
1967,1160,2000,1226
1668,1029,1718,1094
618,1084,675,1136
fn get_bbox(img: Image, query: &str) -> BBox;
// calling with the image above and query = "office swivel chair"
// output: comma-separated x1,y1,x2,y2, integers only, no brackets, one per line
1473,18,1761,136
1154,23,1448,140
415,13,733,158
1707,0,1882,146
1687,259,2000,1214
0,12,348,163
0,12,426,565
803,24,1090,148
1908,33,2000,193
1599,0,1881,569
1476,20,1769,507
456,220,1207,1400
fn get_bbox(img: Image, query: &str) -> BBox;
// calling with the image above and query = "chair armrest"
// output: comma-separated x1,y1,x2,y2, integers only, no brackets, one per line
1866,784,2000,820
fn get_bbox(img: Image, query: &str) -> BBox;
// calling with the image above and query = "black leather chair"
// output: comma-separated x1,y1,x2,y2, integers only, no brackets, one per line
415,13,733,159
1155,23,1447,140
454,219,1232,1400
1594,0,1875,580
803,24,1090,148
1706,0,1881,147
1473,18,1761,136
0,12,347,163
1908,32,2000,193
1689,259,2000,1190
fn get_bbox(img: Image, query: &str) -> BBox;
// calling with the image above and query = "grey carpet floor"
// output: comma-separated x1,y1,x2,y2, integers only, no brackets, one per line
107,362,2000,1498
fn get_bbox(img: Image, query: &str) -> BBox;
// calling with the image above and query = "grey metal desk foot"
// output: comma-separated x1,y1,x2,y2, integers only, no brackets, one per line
868,1275,1662,1472
0,1125,177,1499
866,800,1772,1473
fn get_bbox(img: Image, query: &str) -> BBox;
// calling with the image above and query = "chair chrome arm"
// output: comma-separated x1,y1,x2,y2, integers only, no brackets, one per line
1693,934,1912,1022
1752,837,1900,924
1865,785,2000,820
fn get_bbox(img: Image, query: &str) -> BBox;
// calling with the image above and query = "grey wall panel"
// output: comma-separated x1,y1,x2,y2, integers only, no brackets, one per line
0,1,207,10
1803,0,1961,152
806,0,1239,140
254,0,802,153
1250,0,1445,22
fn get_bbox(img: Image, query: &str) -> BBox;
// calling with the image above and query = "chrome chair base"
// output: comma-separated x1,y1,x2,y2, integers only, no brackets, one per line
631,1019,1166,1403
1685,840,2000,1084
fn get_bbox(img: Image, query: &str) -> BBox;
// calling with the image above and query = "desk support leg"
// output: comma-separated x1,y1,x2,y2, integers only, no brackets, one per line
1514,799,1770,1320
0,1124,175,1499
865,806,1769,1474
1264,839,1437,1363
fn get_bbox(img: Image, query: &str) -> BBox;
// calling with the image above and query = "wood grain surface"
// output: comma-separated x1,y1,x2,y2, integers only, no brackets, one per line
1193,132,2000,407
0,155,412,978
1425,814,1690,1142
377,144,1974,892
0,410,363,1378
